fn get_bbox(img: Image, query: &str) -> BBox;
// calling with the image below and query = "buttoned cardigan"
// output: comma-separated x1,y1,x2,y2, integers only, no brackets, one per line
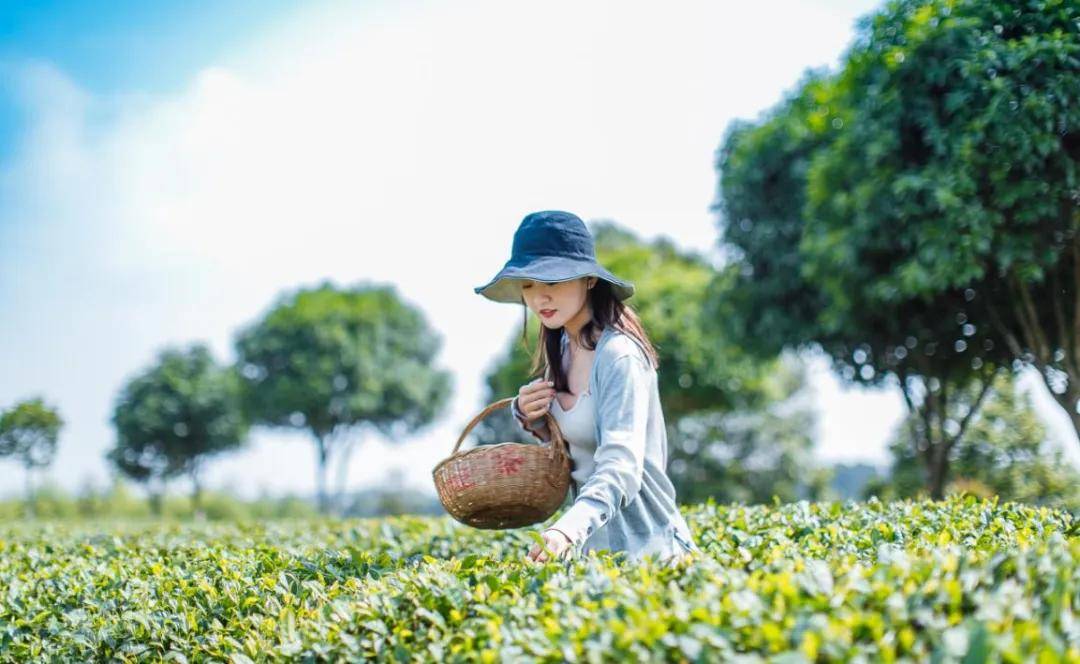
510,325,700,562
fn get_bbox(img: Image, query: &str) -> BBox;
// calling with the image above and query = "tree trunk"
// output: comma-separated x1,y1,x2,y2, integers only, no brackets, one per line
334,436,360,517
315,434,329,514
24,466,34,519
1040,370,1080,439
923,383,945,500
190,468,204,521
897,369,993,501
985,262,1080,452
927,446,949,500
149,490,163,517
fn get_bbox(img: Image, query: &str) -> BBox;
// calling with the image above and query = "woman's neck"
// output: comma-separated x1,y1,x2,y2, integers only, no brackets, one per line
564,319,597,350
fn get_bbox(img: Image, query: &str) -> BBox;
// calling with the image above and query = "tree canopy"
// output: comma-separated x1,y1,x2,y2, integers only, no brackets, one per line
234,281,452,513
713,0,1078,496
798,0,1080,434
107,343,249,514
0,397,63,516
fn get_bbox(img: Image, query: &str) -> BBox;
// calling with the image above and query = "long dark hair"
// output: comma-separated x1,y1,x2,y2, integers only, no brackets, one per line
520,278,660,394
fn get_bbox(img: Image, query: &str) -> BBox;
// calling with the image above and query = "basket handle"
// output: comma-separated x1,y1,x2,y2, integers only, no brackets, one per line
451,396,570,462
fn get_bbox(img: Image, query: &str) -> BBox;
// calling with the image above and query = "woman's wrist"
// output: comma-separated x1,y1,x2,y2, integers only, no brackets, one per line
512,397,551,441
513,399,538,425
544,527,574,545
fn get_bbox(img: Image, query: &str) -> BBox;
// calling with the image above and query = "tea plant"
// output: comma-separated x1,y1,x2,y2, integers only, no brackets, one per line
0,495,1076,662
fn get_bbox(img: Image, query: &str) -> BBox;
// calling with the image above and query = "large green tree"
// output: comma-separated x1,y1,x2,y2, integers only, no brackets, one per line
716,69,1009,498
799,0,1080,441
234,281,452,514
107,344,249,515
0,397,63,518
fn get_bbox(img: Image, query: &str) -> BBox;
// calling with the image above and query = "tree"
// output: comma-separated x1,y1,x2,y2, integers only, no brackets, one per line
594,222,784,418
234,281,452,514
668,352,833,505
0,397,62,518
797,0,1080,444
715,65,1012,499
107,343,249,515
869,372,1080,510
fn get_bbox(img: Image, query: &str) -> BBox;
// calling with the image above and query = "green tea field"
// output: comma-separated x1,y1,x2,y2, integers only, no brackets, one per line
1,495,1077,662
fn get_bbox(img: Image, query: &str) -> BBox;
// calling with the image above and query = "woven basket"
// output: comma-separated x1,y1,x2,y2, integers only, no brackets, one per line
432,396,571,529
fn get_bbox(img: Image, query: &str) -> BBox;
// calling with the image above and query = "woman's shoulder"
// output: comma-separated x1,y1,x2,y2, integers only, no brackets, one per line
596,327,651,368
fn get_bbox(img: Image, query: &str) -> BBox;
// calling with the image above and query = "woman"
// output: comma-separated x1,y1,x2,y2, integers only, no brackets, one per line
474,210,701,566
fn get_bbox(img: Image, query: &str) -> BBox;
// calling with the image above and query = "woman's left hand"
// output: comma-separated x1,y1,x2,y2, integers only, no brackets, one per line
526,528,573,563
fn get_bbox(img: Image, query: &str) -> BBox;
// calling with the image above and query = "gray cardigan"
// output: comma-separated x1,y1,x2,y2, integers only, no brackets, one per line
510,325,701,563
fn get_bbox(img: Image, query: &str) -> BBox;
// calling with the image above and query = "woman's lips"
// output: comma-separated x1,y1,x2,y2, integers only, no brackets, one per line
540,309,556,318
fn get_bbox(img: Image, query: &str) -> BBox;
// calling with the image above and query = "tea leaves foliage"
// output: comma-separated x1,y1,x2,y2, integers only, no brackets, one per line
0,495,1077,662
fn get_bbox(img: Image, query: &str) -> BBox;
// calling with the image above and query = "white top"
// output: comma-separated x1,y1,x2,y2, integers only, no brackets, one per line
550,331,598,494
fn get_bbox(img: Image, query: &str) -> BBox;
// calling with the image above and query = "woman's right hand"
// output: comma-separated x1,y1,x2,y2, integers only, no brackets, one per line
517,379,555,420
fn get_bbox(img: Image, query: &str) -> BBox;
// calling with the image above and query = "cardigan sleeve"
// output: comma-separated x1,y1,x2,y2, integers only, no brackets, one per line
546,353,650,545
510,380,550,444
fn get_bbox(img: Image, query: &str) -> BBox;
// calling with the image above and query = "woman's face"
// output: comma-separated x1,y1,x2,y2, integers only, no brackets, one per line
520,277,596,329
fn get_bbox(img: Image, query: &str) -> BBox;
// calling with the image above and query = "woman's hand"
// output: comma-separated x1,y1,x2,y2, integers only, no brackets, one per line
517,379,555,421
526,528,573,563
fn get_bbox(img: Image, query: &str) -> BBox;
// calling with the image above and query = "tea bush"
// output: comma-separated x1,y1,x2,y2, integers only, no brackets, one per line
0,495,1076,662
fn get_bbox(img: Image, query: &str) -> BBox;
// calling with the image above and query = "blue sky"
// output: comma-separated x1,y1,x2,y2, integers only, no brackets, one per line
2,0,1077,502
0,1,307,159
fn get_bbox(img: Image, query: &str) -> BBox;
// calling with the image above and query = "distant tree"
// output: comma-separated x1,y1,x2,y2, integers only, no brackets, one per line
669,353,832,505
868,372,1080,510
0,397,63,518
234,281,452,514
107,343,249,515
590,222,778,418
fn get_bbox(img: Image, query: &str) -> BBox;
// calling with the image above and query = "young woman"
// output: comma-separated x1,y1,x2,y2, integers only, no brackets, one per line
473,210,701,566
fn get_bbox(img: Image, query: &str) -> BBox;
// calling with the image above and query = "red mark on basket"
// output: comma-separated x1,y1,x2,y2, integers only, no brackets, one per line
446,466,476,491
493,449,525,476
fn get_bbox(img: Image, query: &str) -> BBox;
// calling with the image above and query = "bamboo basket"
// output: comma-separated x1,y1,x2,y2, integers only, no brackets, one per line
432,396,571,529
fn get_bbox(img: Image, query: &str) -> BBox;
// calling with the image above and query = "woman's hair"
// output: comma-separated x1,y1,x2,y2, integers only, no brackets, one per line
520,278,660,393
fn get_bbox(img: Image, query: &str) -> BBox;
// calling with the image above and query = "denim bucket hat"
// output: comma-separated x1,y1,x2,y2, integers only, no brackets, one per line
474,210,635,304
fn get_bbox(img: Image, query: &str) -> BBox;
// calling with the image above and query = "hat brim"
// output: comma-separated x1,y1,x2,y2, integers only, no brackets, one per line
474,256,635,304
